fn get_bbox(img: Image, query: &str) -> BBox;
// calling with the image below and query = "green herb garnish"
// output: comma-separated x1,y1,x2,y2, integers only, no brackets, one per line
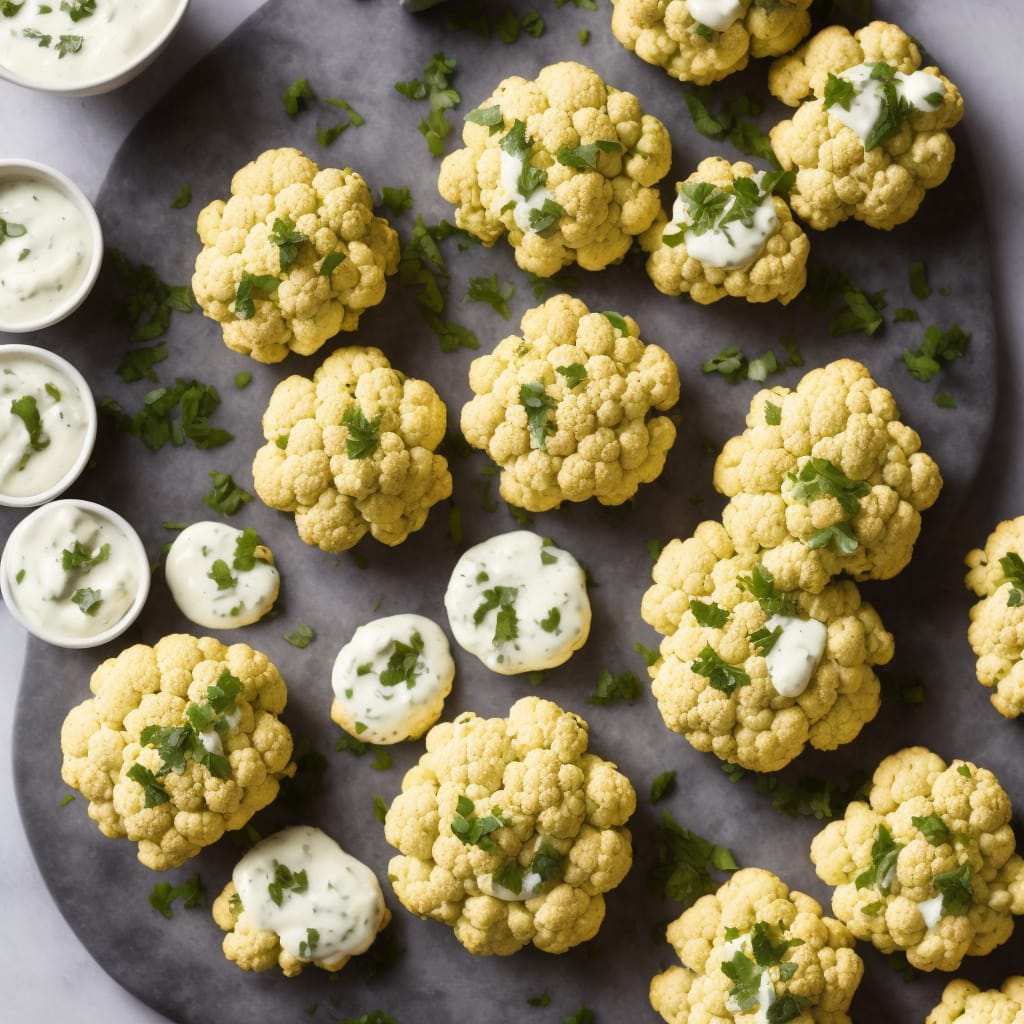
855,824,903,895
556,363,587,389
395,51,461,156
691,645,750,695
269,217,309,272
650,770,677,803
466,273,514,319
282,77,314,116
520,381,557,450
115,343,168,383
71,587,102,615
934,863,972,915
380,185,414,214
648,809,738,904
342,405,383,459
999,552,1024,607
126,763,169,807
148,873,205,919
107,247,193,342
587,668,641,705
203,471,252,515
379,633,424,688
10,395,49,456
450,794,509,852
465,104,504,133
61,541,110,572
689,599,729,628
750,624,783,656
234,271,279,320
912,813,949,847
904,323,970,382
268,861,309,906
556,139,622,170
170,183,191,209
473,585,519,647
527,198,565,235
285,623,315,649
737,563,796,617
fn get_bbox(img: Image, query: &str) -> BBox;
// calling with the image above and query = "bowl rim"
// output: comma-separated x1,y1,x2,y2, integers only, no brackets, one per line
0,158,104,333
0,343,98,508
0,498,151,649
0,0,191,96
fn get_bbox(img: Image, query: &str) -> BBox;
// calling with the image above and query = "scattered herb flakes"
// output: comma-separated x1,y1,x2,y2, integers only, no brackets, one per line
108,247,194,342
691,645,749,695
912,813,949,847
320,251,345,276
125,763,170,807
201,470,252,515
371,748,393,772
115,342,168,383
524,266,579,299
935,862,973,915
903,323,970,382
635,640,660,667
556,362,587,389
682,88,778,164
649,809,739,904
829,284,887,337
650,770,677,803
170,183,191,209
908,260,931,300
466,273,515,319
373,794,388,822
234,371,253,389
285,623,315,648
893,307,919,322
282,77,314,116
395,51,461,156
148,873,206,919
268,862,309,907
957,764,972,778
645,538,662,563
999,552,1024,607
587,668,641,705
59,792,75,807
765,400,782,425
380,185,414,216
934,391,956,409
71,586,103,615
579,28,590,44
269,216,310,271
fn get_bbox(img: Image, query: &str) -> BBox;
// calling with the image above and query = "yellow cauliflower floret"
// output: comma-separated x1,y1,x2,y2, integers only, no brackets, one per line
767,22,964,230
60,634,295,871
641,156,810,305
714,359,942,591
611,0,813,86
810,747,1024,972
460,294,680,511
965,516,1024,719
650,867,863,1024
192,147,399,362
251,345,452,552
383,696,636,956
926,977,1024,1024
641,520,891,771
438,62,671,276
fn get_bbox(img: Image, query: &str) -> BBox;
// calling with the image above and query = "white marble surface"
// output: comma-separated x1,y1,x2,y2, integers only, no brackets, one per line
2,1,1023,1020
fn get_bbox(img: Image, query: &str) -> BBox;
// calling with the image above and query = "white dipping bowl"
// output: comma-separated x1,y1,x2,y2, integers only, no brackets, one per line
0,344,97,508
0,0,191,97
1,499,151,649
0,160,103,333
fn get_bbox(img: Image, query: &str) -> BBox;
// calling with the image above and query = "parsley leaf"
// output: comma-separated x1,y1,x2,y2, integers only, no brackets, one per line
269,217,309,271
556,139,622,170
691,645,750,695
125,763,169,807
107,247,193,342
934,863,972,915
689,599,729,628
520,381,557,449
909,260,931,300
465,104,504,133
737,563,796,617
234,271,279,320
203,471,252,515
999,552,1024,607
765,400,782,425
379,633,424,688
61,541,110,573
587,669,641,705
285,623,315,649
650,770,677,803
282,77,314,117
855,824,903,895
749,624,783,656
912,813,949,847
232,527,267,571
466,273,515,319
648,809,739,904
71,587,102,615
450,794,509,852
823,73,857,111
148,873,205,919
10,395,49,455
101,379,232,452
207,559,237,591
268,861,309,906
395,52,461,156
473,585,519,648
380,185,414,215
528,198,565,235
342,405,383,459
903,323,970,382
115,342,168,383
556,363,587,389
170,183,191,209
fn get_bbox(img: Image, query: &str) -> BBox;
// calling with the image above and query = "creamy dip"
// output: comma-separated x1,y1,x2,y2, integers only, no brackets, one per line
4,501,143,639
0,349,90,499
762,613,827,698
444,530,591,675
686,0,743,32
331,613,454,744
0,175,92,328
233,825,387,969
164,521,279,629
498,144,556,234
917,893,944,931
0,0,182,88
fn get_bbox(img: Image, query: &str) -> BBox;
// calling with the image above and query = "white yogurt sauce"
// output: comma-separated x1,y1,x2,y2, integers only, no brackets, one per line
444,530,591,675
686,0,743,32
331,613,454,744
0,0,181,87
0,176,91,328
498,148,556,234
5,502,141,638
827,63,946,146
164,521,279,629
670,183,778,270
762,613,827,698
0,351,89,499
917,893,944,931
486,868,545,901
233,826,387,969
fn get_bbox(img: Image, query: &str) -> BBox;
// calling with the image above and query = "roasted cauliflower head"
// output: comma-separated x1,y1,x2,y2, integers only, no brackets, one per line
60,634,295,870
438,61,671,276
192,146,400,362
641,520,892,772
460,294,680,511
252,345,452,552
383,695,636,956
768,21,964,230
810,747,1024,972
714,359,942,592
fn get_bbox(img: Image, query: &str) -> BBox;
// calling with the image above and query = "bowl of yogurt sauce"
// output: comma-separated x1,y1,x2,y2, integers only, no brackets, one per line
0,0,191,96
0,344,97,507
0,160,103,332
1,498,150,648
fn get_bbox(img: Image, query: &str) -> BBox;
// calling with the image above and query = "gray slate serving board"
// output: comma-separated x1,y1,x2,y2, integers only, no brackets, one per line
7,1,1021,1022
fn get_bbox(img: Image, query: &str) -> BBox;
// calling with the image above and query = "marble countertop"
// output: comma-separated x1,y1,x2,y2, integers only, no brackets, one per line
2,1,1022,1019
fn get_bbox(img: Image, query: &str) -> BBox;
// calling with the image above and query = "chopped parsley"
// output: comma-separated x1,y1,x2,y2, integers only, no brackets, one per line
207,559,237,591
202,471,252,515
555,139,622,170
863,62,916,150
527,990,551,1007
282,77,314,117
999,552,1024,606
285,623,315,649
125,763,169,807
682,87,779,163
722,922,806,1020
10,395,49,457
587,669,641,705
786,458,868,554
269,217,309,271
71,587,103,615
912,813,949,847
903,323,970,382
116,342,168,383
737,563,796,617
635,641,660,667
556,363,587,389
170,183,191,209
373,794,388,822
765,400,782,425
520,381,557,449
299,927,320,958
107,247,194,342
473,585,519,646
855,824,903,895
648,809,739,904
268,861,309,906
148,873,206,919
464,104,504,134
234,271,279,320
61,541,110,573
466,273,515,319
690,645,750,695
342,405,383,459
379,633,424,688
380,185,414,215
500,119,547,198
527,198,565,235
319,250,345,276
395,51,461,156
702,341,802,385
908,260,931,300
749,624,783,656
450,794,509,852
650,770,677,803
934,863,973,915
539,607,560,633
689,599,729,628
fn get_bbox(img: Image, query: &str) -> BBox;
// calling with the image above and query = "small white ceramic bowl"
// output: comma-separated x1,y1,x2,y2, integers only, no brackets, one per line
0,160,103,333
0,0,191,97
1,498,151,649
0,344,97,508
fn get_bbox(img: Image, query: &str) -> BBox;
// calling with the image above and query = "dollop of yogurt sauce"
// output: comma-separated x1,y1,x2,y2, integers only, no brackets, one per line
762,614,827,698
0,175,91,328
498,143,556,234
916,893,944,931
669,177,778,271
0,0,182,87
5,503,141,639
722,928,788,1024
0,350,89,499
826,62,946,145
686,0,743,32
331,613,454,744
444,530,591,674
164,521,279,629
233,826,387,969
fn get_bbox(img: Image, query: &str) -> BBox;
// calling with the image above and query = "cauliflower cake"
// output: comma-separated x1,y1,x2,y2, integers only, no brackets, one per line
649,867,863,1024
192,146,400,362
60,634,295,870
641,520,893,771
252,345,452,552
383,695,636,955
810,747,1024,972
461,294,681,511
438,61,672,276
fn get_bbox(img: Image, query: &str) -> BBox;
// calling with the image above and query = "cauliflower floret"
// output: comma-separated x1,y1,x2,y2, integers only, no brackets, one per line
438,62,671,276
926,977,1024,1024
810,747,1024,972
251,346,452,552
60,634,295,871
641,156,810,305
460,294,680,511
192,147,399,362
650,867,863,1024
965,516,1024,719
611,0,813,86
714,359,942,591
767,22,964,230
383,696,636,955
641,520,892,771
